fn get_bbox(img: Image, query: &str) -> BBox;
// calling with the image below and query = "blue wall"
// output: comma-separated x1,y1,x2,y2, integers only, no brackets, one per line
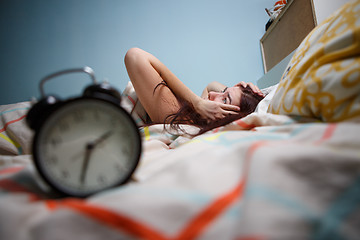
0,0,274,104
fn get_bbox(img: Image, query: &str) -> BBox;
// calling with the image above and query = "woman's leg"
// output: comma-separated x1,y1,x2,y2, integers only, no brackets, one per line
124,48,181,123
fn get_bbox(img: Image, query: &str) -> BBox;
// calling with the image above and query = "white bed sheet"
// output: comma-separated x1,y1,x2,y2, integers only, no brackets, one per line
0,97,359,239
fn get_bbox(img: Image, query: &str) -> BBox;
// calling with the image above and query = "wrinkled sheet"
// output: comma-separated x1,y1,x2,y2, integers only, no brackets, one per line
0,101,360,240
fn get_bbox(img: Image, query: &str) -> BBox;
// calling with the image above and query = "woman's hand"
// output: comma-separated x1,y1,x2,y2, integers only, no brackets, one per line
193,97,240,121
235,81,264,97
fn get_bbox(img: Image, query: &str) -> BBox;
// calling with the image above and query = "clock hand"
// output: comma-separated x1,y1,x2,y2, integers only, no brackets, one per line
80,143,94,184
79,131,112,184
91,131,113,147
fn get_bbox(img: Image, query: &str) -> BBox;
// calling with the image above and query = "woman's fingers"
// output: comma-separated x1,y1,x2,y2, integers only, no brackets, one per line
235,81,264,97
225,109,241,115
248,83,264,96
222,107,240,117
209,103,240,120
221,103,240,112
195,98,242,121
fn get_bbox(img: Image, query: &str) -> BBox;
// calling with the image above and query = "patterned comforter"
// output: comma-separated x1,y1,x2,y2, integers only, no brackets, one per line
0,101,359,240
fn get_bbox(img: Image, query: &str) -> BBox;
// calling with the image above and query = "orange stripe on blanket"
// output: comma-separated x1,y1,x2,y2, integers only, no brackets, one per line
315,123,337,145
245,141,269,161
0,179,28,192
0,114,27,133
0,166,24,175
0,179,40,201
127,96,136,106
40,140,269,239
45,199,168,240
45,180,246,240
235,119,256,129
175,180,245,240
212,127,220,133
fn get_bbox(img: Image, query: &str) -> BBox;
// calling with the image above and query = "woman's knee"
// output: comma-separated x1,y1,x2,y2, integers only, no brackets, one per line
124,47,146,67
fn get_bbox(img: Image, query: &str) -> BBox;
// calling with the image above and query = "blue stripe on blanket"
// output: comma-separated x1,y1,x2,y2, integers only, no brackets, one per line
313,176,360,240
0,107,29,116
246,184,318,222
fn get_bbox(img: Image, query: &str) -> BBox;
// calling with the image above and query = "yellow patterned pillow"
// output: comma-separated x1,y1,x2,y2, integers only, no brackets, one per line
268,0,360,122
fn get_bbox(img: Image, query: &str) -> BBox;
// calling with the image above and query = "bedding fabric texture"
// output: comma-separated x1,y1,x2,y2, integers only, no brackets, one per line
120,81,151,126
0,98,360,239
268,0,360,122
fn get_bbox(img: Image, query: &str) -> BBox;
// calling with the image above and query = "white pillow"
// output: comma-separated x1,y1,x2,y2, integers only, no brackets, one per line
255,84,279,114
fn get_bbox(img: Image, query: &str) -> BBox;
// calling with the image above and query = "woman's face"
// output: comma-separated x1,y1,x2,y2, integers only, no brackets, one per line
208,87,242,107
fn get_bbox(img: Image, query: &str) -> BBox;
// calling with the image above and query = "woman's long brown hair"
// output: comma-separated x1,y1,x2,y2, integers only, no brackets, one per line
158,84,264,135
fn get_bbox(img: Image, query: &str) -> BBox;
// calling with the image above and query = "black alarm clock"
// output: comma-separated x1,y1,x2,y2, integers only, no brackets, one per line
27,67,142,198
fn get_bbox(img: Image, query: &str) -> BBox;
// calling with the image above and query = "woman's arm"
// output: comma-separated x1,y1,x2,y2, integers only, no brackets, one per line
201,81,227,99
125,48,240,121
147,52,199,106
152,60,240,120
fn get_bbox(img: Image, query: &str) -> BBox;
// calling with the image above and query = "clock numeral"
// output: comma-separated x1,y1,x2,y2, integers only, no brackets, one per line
73,111,84,122
48,156,58,165
97,175,107,185
115,162,128,174
49,136,62,147
59,121,70,132
110,116,119,127
61,170,70,179
93,110,101,120
115,163,123,174
122,147,131,156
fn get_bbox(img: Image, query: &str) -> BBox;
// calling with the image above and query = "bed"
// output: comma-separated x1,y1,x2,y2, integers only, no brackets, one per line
1,1,360,239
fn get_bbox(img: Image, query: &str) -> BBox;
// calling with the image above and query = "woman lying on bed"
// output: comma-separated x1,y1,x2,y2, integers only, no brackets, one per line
124,47,264,134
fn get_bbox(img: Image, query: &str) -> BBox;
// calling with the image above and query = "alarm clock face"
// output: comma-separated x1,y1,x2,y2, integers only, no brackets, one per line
33,98,141,197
